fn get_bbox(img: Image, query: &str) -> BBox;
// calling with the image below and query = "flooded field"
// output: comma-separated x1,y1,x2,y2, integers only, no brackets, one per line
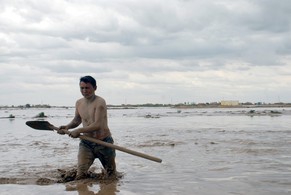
0,107,291,195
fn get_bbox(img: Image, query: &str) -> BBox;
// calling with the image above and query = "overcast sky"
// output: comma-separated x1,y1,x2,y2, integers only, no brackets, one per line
1,0,291,106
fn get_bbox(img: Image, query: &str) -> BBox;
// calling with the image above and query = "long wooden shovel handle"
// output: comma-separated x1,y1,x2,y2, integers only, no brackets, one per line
52,126,162,163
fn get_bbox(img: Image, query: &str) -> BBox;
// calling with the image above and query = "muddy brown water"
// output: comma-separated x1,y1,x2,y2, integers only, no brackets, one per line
0,107,291,194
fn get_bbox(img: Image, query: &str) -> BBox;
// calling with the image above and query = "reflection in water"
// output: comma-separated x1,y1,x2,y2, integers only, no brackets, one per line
66,181,118,195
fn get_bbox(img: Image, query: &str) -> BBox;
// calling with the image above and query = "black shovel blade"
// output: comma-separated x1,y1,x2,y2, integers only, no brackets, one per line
26,121,54,131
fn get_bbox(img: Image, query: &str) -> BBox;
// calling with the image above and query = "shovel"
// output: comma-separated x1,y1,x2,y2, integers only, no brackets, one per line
26,121,162,163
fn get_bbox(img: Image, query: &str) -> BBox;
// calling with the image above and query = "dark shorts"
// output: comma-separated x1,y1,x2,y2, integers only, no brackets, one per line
79,136,116,158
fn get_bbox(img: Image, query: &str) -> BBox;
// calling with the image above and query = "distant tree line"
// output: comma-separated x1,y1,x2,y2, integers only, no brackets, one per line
0,104,51,108
1,102,291,109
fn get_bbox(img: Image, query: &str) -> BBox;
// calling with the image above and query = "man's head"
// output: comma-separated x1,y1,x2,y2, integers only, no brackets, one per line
79,76,97,98
80,76,97,89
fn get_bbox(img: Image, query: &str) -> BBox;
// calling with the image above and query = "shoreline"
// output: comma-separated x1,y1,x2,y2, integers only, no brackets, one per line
1,103,291,110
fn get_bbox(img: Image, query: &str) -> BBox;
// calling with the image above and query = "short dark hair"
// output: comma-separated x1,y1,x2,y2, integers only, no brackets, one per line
80,76,97,88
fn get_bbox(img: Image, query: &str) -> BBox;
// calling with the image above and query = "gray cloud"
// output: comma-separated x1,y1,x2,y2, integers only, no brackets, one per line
0,0,290,105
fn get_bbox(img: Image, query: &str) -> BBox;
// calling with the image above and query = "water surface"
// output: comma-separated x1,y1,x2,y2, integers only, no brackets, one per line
0,107,291,194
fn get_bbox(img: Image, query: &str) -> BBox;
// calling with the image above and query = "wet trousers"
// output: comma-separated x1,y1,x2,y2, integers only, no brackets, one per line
77,136,116,177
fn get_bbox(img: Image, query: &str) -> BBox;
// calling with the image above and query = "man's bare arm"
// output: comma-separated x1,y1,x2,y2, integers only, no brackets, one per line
57,102,82,134
66,114,82,129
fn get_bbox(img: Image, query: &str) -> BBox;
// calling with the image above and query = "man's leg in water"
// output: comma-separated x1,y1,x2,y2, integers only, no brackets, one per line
99,154,116,176
77,141,95,179
97,137,116,176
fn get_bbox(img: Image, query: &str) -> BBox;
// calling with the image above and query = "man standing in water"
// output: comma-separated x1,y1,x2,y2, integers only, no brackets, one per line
57,76,116,180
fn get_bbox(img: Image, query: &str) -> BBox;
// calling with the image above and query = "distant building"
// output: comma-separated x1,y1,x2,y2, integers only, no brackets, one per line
220,100,239,106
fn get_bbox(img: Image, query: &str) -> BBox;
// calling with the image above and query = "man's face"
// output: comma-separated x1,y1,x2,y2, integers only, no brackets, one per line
79,82,96,98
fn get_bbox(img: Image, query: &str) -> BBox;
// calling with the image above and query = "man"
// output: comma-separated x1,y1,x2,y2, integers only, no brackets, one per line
57,76,116,179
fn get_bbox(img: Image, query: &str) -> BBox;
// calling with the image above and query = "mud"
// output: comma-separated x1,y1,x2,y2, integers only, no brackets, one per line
0,167,123,186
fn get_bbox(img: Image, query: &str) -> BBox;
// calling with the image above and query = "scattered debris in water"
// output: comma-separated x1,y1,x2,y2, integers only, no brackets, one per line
247,109,283,116
270,110,282,114
0,114,15,119
35,112,47,118
145,114,160,118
